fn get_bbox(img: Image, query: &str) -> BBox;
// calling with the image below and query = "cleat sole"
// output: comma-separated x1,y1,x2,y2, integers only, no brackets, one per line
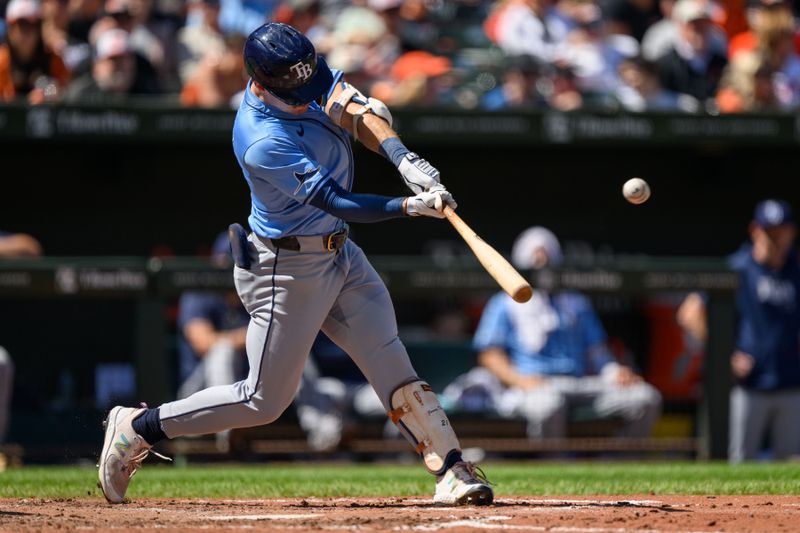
456,486,494,506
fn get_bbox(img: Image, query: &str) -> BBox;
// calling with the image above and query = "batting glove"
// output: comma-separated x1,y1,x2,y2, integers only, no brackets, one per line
405,189,456,219
428,184,457,209
398,152,441,194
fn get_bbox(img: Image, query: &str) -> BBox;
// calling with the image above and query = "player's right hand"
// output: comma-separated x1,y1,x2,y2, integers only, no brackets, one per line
731,351,755,379
405,189,456,218
398,152,442,194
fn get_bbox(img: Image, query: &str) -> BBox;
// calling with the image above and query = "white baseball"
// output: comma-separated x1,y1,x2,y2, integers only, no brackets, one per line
623,178,651,205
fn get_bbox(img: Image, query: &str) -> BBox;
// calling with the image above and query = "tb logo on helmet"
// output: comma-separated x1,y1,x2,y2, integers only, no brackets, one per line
290,61,314,81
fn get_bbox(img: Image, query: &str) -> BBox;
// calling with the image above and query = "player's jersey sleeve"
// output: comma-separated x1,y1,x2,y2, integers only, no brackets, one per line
243,135,331,204
473,293,513,352
325,68,344,102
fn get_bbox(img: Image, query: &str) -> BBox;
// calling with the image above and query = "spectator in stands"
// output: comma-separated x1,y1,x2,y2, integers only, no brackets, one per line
271,0,322,36
716,50,778,111
727,200,800,462
180,32,246,108
615,55,691,110
0,231,42,464
553,3,639,101
294,333,386,451
443,226,661,439
481,55,543,109
752,5,800,106
90,0,175,86
656,0,728,104
728,0,793,61
642,0,680,59
641,0,728,61
176,232,249,402
542,62,584,110
0,0,70,103
603,0,663,42
718,5,800,110
322,3,399,89
65,0,104,46
719,0,749,38
218,0,278,36
484,0,573,64
371,49,452,107
41,0,72,63
63,27,160,102
176,0,225,85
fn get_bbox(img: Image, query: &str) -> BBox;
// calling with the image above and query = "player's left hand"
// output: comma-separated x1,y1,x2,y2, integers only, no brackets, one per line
428,184,457,209
405,189,456,218
398,152,442,194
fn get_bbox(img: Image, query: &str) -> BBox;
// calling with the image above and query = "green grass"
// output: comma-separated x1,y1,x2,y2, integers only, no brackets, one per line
1,462,799,499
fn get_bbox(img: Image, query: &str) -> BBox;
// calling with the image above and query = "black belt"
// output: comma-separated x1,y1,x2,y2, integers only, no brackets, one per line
270,227,349,252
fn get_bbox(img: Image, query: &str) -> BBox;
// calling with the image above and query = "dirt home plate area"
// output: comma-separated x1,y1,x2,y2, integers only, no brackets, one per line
2,496,799,532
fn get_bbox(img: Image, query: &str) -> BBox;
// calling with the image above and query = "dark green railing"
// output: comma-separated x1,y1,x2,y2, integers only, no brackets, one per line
1,103,798,145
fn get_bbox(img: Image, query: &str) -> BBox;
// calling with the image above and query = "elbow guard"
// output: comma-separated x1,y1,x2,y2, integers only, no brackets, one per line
388,380,461,475
329,82,393,142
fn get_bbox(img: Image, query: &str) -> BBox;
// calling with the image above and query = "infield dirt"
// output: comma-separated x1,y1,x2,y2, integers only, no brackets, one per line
1,495,798,532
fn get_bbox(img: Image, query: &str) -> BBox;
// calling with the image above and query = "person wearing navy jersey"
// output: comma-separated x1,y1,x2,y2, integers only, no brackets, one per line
176,232,249,402
729,199,800,463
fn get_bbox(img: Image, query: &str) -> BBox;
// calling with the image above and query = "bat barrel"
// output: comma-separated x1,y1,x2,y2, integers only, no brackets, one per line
512,284,533,303
444,207,533,304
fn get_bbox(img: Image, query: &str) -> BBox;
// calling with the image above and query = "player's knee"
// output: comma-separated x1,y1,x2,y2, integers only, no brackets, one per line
620,383,662,421
523,391,567,420
248,396,292,425
637,383,662,415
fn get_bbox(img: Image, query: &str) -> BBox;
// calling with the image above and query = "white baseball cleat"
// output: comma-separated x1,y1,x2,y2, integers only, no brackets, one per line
433,461,494,506
97,406,169,503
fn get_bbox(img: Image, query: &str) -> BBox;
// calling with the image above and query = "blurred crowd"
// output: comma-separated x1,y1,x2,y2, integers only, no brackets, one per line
2,0,800,112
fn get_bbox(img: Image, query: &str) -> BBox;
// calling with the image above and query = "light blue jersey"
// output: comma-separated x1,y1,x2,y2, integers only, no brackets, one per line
232,74,351,239
473,292,612,377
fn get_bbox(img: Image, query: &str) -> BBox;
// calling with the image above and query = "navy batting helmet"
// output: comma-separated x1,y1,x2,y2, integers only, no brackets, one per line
244,22,333,106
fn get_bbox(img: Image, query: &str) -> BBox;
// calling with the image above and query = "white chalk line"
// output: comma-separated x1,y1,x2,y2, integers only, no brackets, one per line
396,518,731,533
507,499,666,507
208,513,322,521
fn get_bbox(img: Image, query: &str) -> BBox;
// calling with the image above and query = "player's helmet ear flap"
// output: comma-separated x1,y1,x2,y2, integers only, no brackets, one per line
244,22,333,106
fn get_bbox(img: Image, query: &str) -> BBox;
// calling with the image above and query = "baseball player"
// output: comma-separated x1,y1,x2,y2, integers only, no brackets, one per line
728,199,800,462
98,22,492,506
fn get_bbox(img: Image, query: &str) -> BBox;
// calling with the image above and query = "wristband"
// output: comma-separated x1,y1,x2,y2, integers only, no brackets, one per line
379,137,410,167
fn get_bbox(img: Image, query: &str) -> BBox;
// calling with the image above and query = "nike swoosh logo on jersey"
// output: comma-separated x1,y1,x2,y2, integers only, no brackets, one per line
297,124,304,136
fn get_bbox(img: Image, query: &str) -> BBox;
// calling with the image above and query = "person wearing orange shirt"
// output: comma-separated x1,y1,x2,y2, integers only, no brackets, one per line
0,0,70,103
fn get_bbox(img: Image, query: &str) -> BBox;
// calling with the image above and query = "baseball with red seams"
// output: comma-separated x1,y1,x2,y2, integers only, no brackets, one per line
623,178,650,205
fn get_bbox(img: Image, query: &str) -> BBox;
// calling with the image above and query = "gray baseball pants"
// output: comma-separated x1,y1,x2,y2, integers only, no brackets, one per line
729,385,800,463
176,340,241,400
159,236,418,437
512,375,662,439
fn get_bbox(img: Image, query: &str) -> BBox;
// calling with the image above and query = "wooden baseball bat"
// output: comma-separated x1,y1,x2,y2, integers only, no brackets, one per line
443,206,533,303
